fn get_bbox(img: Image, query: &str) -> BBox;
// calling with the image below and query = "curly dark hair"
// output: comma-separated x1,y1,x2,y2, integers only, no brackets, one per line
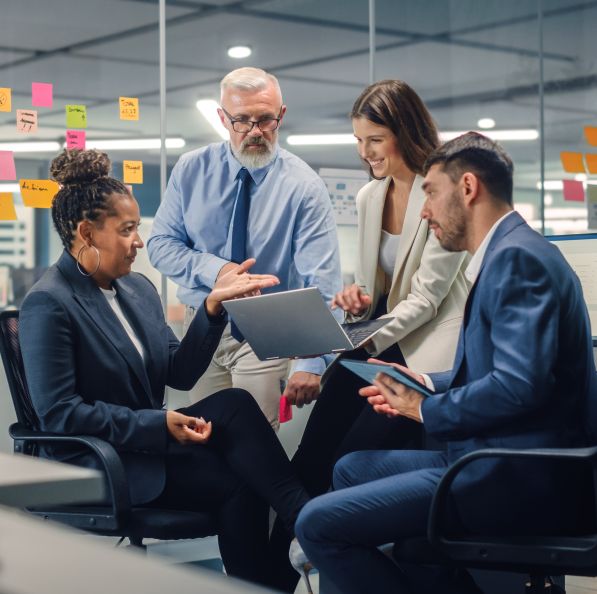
351,80,440,177
50,149,131,249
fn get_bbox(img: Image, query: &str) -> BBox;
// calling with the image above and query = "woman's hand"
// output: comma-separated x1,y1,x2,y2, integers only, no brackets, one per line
331,284,372,315
166,410,213,444
205,258,279,316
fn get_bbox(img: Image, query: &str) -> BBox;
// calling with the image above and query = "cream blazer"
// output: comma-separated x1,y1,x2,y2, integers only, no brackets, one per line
348,176,470,373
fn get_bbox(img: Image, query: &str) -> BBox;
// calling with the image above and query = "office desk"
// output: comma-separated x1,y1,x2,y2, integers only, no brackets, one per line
0,505,273,594
0,452,104,507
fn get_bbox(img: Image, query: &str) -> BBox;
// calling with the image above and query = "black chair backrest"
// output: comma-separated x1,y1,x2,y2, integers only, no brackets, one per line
0,310,40,431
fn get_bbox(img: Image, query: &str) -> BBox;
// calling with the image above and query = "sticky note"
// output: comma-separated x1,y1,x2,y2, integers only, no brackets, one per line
19,179,60,208
0,193,17,221
279,396,293,423
123,160,143,184
66,130,86,150
585,153,597,174
560,152,585,173
31,82,53,107
587,184,597,230
584,127,597,146
0,88,11,112
562,179,585,202
66,105,87,129
16,109,38,133
0,151,16,181
119,97,139,121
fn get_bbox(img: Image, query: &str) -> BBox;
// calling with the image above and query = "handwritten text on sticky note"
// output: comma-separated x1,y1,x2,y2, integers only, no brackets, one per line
119,97,139,121
0,151,16,181
123,161,143,184
0,88,11,112
19,179,60,208
66,130,86,150
66,105,87,129
16,109,38,133
0,193,17,221
31,82,53,108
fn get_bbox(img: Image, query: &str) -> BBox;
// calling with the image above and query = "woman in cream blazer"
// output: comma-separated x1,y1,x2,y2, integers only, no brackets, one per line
270,80,470,593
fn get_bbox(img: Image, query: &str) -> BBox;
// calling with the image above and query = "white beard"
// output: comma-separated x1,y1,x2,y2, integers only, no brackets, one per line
231,136,276,169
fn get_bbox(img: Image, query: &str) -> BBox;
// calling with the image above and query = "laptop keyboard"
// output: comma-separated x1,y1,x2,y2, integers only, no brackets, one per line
341,319,390,348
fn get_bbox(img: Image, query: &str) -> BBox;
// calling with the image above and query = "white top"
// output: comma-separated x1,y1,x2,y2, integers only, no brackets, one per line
379,230,401,277
100,287,146,362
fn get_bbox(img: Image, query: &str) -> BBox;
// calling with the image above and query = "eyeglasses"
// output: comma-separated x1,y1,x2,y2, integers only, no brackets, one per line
220,107,283,133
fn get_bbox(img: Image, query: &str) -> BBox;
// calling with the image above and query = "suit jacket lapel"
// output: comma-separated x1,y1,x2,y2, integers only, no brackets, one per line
56,251,154,403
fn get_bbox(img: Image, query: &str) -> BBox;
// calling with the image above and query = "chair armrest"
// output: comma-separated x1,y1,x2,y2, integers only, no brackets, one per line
428,446,597,548
9,422,131,519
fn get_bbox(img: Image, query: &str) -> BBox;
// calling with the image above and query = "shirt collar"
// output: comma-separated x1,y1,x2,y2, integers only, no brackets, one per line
225,141,279,185
465,210,515,284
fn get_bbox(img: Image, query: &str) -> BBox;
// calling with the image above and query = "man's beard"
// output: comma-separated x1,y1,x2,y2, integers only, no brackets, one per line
231,135,276,169
434,190,467,252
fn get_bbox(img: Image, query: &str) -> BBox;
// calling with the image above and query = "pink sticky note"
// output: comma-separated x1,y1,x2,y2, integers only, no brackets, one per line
16,109,38,133
562,179,585,202
66,130,86,150
279,395,293,423
0,151,16,181
31,82,53,107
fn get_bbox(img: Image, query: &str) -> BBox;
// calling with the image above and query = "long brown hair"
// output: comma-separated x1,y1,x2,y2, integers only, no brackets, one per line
351,80,440,176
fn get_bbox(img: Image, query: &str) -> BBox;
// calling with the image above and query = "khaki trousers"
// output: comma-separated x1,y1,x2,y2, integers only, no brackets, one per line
184,306,289,431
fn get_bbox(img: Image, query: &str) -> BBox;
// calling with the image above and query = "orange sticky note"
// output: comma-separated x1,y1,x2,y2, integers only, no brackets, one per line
0,88,11,112
119,97,139,121
0,193,17,220
16,109,38,134
123,160,143,184
560,152,585,173
585,153,597,174
19,179,60,208
584,127,597,146
279,396,293,423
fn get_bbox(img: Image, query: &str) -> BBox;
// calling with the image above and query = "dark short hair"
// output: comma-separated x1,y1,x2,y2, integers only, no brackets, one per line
351,80,440,176
424,132,514,205
50,149,131,249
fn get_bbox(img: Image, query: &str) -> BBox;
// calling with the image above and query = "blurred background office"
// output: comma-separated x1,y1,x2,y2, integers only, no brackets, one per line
0,0,596,449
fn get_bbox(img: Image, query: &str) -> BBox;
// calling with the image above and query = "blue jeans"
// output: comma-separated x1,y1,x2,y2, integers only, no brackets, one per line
295,449,481,594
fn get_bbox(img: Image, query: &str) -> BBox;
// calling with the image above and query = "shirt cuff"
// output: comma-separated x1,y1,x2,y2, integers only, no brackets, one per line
291,356,326,376
418,375,435,423
200,254,231,288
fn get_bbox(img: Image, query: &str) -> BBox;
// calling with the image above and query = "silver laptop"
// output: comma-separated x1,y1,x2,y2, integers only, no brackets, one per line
223,287,391,361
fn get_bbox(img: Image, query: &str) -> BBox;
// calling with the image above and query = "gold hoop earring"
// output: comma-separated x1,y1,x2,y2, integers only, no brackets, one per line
76,244,101,277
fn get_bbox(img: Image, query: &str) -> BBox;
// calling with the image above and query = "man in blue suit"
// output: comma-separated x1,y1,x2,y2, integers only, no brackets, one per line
294,132,597,594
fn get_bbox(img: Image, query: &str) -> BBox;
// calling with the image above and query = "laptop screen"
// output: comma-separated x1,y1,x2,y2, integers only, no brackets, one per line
546,233,597,345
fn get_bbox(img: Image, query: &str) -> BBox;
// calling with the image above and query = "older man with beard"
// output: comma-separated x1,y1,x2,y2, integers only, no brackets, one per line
148,67,342,429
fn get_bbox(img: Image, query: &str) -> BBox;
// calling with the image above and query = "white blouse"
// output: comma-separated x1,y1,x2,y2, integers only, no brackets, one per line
379,229,401,277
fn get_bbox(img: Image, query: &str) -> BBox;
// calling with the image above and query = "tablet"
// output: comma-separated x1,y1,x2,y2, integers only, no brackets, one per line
339,360,435,398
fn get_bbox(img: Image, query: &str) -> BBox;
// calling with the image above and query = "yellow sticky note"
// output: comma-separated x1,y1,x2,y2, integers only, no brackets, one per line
123,161,143,184
0,88,11,112
19,179,60,208
66,105,87,129
119,97,139,121
585,154,597,174
560,151,585,173
0,193,17,220
584,127,597,147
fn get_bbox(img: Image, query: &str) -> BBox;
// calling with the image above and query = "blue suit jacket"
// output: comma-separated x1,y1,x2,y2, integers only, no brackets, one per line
422,212,597,532
19,250,226,504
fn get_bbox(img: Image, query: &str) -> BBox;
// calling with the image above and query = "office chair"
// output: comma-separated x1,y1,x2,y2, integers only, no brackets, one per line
0,309,217,548
391,446,597,593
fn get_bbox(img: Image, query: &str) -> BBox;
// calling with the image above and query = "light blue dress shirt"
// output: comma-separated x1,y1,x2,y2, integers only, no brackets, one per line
147,141,343,375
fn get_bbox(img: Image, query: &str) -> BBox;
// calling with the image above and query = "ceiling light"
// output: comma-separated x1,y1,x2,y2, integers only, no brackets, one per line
227,45,252,59
441,129,538,141
287,134,356,146
0,183,21,192
196,99,229,140
82,138,186,150
0,141,61,152
536,181,564,191
477,118,496,129
575,173,587,181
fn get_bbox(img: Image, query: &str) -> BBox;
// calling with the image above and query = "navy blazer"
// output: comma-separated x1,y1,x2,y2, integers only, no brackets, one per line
19,250,226,504
422,212,597,532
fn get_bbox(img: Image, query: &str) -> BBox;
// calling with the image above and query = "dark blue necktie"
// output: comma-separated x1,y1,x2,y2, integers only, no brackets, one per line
230,168,251,341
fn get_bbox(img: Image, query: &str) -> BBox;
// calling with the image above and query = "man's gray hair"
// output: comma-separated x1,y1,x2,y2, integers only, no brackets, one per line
220,67,282,99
